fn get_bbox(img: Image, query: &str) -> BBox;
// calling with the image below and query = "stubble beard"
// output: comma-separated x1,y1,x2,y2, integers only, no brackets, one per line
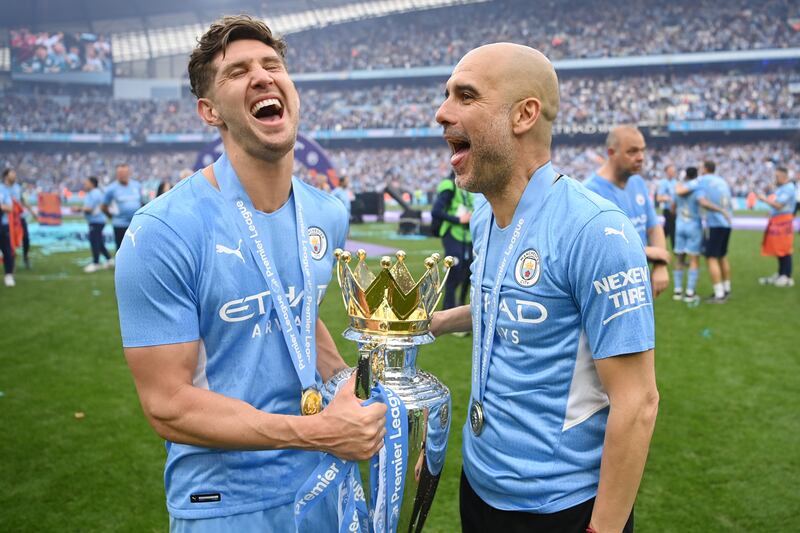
224,107,299,164
465,116,514,198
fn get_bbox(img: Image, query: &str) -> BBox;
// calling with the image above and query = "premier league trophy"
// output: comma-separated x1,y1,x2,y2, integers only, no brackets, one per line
325,248,454,532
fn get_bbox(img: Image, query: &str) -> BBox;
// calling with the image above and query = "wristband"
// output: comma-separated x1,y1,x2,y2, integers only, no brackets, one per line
650,258,668,266
586,527,598,533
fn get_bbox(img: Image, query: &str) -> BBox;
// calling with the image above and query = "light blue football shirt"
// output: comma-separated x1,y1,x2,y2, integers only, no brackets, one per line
583,173,658,245
694,174,732,228
676,181,702,226
83,188,106,224
115,167,347,520
464,162,655,514
771,182,797,217
7,183,28,221
0,185,11,226
103,179,143,227
656,178,676,210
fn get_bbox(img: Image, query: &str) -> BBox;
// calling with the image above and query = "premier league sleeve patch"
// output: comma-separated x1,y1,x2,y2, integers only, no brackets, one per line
308,226,328,260
514,249,541,287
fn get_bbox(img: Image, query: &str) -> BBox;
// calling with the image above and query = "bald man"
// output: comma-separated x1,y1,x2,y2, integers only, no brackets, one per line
431,43,657,533
584,126,670,298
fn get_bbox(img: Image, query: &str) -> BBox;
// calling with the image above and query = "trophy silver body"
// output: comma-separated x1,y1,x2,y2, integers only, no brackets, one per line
329,249,454,532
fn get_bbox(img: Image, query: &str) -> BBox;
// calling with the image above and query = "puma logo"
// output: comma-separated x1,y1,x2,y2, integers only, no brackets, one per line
604,224,628,243
216,239,244,263
127,225,142,247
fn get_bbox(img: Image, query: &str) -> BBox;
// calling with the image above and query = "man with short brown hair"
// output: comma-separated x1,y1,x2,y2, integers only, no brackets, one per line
115,15,386,531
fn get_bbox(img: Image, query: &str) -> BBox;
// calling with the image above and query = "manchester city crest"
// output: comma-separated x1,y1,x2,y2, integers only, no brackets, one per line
636,193,646,206
308,227,327,260
514,248,541,287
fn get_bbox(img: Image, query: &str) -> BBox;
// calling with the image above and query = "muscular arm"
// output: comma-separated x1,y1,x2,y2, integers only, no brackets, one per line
430,304,472,337
125,340,386,460
589,350,659,533
316,317,348,381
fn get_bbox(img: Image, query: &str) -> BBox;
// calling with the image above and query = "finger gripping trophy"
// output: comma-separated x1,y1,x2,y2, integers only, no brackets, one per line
327,248,454,532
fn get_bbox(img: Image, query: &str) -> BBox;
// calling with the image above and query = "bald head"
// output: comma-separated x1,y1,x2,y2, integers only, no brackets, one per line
606,125,643,150
603,125,646,183
456,43,560,123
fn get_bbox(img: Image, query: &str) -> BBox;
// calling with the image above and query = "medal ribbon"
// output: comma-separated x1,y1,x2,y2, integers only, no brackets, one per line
213,154,318,394
470,165,557,407
294,383,408,533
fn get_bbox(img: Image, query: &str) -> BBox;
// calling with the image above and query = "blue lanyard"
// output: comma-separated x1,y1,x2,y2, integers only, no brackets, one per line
294,383,408,533
470,165,556,406
213,154,318,393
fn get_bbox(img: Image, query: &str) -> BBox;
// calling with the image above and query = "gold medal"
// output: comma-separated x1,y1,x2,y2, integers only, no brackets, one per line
301,388,323,416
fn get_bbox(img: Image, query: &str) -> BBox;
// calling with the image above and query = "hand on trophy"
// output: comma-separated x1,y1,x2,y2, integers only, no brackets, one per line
315,373,387,461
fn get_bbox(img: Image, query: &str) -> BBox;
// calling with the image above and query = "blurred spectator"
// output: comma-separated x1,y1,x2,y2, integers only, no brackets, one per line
285,0,800,72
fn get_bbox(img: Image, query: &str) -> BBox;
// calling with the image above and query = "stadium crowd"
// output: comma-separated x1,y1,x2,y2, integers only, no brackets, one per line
3,142,792,199
2,69,798,135
284,0,800,72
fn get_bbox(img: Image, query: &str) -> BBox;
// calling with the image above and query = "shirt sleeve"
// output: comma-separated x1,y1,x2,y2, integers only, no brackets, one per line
114,213,200,348
102,185,114,205
567,209,655,359
776,187,792,206
645,189,659,230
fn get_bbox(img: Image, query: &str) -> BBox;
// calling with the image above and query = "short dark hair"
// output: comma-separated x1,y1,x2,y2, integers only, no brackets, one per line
116,162,129,169
776,166,788,174
2,168,12,178
686,167,698,180
88,176,99,188
188,14,287,99
703,160,716,173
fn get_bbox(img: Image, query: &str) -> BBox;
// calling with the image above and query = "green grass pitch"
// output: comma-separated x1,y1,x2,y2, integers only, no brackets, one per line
0,224,797,531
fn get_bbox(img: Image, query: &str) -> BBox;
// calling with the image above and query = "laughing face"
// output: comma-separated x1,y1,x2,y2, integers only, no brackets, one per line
435,56,515,196
200,39,300,162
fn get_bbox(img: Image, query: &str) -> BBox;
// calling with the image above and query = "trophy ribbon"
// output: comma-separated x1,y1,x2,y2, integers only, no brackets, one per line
294,382,408,533
213,154,320,414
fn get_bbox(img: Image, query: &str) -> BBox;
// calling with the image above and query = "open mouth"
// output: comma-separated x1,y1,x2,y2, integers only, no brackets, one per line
250,97,284,123
447,136,471,169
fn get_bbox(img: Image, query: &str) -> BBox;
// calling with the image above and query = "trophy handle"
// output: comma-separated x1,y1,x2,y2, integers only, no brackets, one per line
354,342,387,399
354,346,372,400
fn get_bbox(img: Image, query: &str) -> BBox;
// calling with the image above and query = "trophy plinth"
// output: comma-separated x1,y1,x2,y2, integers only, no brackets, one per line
325,249,453,532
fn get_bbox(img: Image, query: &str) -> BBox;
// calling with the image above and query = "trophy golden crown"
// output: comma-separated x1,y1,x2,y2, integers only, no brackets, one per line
333,248,454,335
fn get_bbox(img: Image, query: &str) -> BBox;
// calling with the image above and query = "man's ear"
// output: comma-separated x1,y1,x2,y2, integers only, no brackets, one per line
197,98,223,127
512,97,541,136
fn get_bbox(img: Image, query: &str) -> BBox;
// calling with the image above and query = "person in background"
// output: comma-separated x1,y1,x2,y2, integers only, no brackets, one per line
584,125,671,298
82,176,111,273
656,164,677,249
101,162,143,253
757,167,796,287
672,167,702,302
3,168,32,269
331,175,351,221
431,171,474,311
696,161,734,303
0,181,15,287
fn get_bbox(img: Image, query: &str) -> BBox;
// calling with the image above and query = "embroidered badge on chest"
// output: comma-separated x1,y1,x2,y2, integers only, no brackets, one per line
308,226,327,260
514,248,541,287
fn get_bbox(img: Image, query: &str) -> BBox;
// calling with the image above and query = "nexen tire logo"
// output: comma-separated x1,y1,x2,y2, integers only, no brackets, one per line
218,285,328,323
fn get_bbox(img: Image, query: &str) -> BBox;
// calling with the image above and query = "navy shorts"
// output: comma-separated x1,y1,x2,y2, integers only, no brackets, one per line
703,227,731,258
